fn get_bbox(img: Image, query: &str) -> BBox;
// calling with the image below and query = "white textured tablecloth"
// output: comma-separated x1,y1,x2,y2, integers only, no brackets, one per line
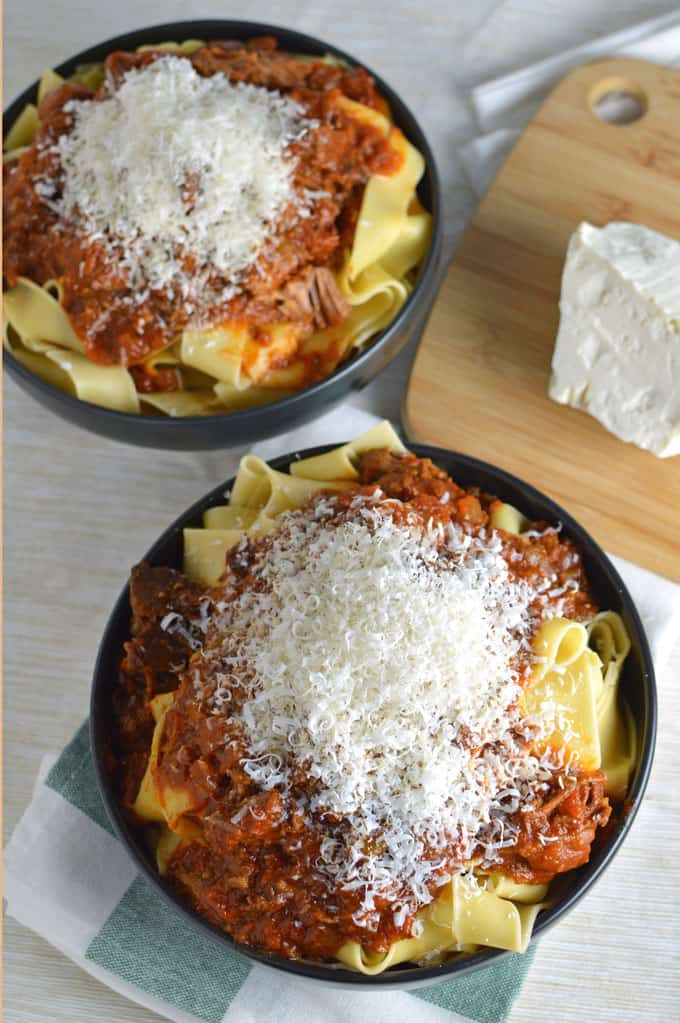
4,3,680,1022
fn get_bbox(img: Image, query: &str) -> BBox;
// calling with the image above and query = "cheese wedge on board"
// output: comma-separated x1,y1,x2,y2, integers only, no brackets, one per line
550,221,680,458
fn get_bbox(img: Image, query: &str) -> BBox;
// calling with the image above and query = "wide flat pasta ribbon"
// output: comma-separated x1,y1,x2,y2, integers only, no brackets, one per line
524,618,601,771
133,692,205,836
4,279,141,411
379,202,432,280
488,501,530,534
183,528,246,584
137,39,204,55
587,611,637,798
5,327,141,413
290,420,405,480
132,693,176,823
37,68,64,102
346,123,425,280
3,104,39,151
180,326,252,390
337,874,546,974
4,278,84,353
229,454,353,516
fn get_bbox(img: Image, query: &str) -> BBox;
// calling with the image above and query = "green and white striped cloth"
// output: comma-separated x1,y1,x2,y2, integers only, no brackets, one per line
5,409,679,1023
6,722,539,1023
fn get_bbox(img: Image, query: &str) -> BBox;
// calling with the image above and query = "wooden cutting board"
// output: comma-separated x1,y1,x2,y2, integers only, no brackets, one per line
404,57,680,581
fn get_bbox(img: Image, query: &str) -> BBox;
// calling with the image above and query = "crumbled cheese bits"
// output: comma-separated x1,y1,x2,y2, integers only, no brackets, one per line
45,58,312,295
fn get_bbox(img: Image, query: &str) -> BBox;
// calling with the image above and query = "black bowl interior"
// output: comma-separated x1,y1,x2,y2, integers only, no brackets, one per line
3,20,442,451
90,442,656,989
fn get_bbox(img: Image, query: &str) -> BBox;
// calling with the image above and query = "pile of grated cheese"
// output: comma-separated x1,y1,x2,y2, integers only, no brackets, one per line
196,495,572,928
38,56,313,301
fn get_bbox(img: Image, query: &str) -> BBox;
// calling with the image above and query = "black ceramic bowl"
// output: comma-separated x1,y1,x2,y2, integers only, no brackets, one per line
91,442,656,989
3,21,442,451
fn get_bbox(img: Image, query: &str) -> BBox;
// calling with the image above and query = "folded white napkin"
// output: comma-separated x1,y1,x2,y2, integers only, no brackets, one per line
460,12,680,196
470,9,680,133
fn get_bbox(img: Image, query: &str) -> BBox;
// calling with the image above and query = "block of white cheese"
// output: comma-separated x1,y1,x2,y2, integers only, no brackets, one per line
549,221,680,457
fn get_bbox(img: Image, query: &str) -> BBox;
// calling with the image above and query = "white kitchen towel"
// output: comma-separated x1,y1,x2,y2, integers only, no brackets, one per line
460,13,680,196
5,406,680,1023
470,9,680,132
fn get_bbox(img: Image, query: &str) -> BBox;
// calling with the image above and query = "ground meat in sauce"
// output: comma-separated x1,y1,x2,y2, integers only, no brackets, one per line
111,452,611,961
109,565,213,804
497,771,611,885
3,38,403,380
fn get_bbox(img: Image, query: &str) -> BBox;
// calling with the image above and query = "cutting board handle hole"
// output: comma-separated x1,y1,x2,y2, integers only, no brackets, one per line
589,76,647,125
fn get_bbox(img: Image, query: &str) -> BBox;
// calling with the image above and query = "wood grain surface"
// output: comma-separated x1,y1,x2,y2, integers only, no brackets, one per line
405,57,680,580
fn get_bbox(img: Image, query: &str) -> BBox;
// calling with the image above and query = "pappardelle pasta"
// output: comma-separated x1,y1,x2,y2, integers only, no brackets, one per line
3,39,431,416
110,422,635,971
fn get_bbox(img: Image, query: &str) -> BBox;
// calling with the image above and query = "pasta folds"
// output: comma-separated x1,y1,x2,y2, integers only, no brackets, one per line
524,618,601,770
4,278,84,353
37,68,64,102
3,279,141,412
180,326,252,390
3,104,39,151
229,455,353,517
290,420,405,481
347,126,426,279
133,692,206,833
132,693,175,823
525,612,636,791
587,611,637,798
337,875,546,974
489,501,530,535
183,528,245,584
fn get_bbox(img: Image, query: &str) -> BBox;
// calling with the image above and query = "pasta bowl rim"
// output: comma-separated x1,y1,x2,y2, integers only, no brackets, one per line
90,441,657,989
2,19,443,451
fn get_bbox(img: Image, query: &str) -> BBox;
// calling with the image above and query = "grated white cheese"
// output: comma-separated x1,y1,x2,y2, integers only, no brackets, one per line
41,56,313,303
194,495,570,922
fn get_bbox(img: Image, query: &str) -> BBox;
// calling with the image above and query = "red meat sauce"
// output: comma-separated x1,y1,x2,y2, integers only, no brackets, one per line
110,450,610,961
3,38,404,386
